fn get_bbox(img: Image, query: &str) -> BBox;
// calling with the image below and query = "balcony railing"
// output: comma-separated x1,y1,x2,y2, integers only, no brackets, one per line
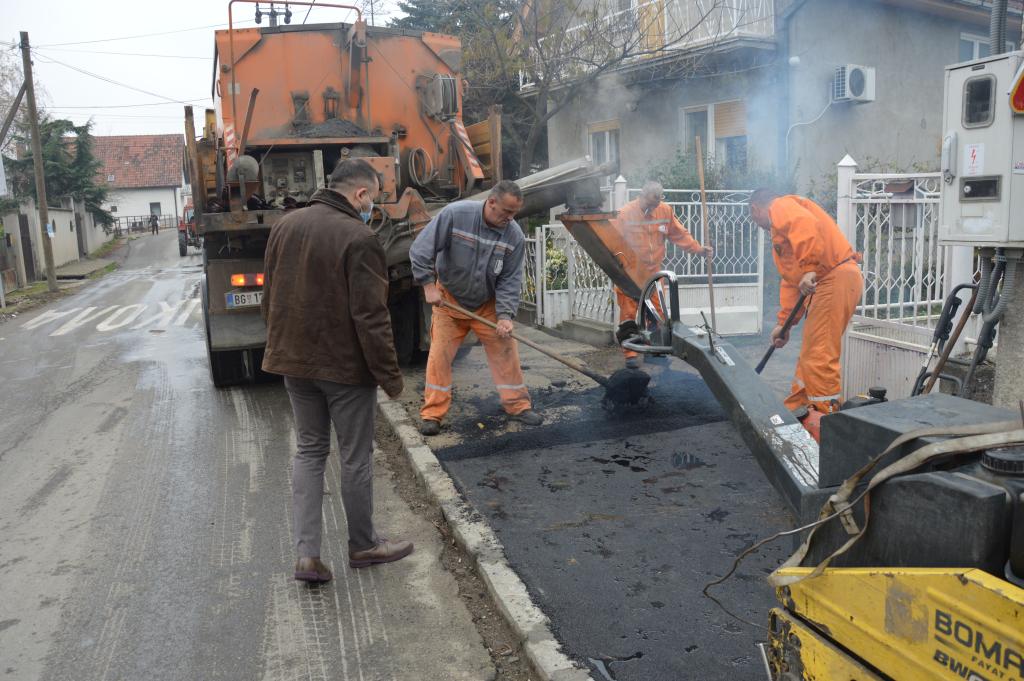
519,0,774,89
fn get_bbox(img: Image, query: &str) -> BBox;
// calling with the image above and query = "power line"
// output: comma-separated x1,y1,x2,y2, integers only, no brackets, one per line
48,111,186,120
33,20,255,47
48,99,209,109
31,51,192,104
34,46,212,60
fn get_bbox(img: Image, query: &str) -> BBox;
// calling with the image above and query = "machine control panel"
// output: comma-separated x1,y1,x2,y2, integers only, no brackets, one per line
262,151,319,207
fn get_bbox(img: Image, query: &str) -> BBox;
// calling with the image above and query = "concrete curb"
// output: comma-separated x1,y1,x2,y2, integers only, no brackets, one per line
377,392,594,681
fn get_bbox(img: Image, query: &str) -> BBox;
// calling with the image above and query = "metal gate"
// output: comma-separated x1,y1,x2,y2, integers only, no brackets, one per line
522,182,763,336
837,162,977,399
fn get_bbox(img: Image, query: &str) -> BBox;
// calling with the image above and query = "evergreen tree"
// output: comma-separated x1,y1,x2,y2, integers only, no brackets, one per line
2,117,112,225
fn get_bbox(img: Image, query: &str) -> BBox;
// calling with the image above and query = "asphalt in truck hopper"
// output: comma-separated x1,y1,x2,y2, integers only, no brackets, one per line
426,352,796,680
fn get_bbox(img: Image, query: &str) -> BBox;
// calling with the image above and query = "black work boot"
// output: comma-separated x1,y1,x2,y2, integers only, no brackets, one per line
511,409,544,426
419,419,441,436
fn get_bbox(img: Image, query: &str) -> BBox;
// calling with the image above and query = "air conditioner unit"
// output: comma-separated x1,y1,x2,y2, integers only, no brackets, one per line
832,64,876,103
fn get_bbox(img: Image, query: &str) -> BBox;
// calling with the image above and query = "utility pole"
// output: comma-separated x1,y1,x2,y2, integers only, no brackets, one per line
20,31,58,293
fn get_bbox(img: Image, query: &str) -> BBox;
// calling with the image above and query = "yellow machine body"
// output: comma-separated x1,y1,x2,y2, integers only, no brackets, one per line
768,567,1024,680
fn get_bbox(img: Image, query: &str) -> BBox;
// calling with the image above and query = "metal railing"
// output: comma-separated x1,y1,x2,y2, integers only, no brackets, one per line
521,184,762,333
847,174,946,328
837,162,980,398
519,0,774,89
111,214,177,236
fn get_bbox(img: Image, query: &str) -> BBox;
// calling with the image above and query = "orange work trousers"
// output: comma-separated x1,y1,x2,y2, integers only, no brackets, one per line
785,262,863,414
615,279,664,359
421,290,532,422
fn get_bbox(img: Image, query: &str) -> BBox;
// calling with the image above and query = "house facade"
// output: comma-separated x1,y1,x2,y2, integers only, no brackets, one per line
541,0,1023,193
93,134,187,227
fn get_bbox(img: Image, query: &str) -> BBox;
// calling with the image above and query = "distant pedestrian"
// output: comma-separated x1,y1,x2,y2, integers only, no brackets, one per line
262,159,413,583
410,180,543,436
149,214,159,235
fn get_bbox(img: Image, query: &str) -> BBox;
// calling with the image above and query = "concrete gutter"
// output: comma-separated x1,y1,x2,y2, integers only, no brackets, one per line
377,392,595,681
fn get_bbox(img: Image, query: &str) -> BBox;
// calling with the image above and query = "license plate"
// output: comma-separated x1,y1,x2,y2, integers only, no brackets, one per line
225,291,262,308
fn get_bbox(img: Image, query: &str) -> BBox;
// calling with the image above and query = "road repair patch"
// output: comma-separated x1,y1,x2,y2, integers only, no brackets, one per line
433,368,794,680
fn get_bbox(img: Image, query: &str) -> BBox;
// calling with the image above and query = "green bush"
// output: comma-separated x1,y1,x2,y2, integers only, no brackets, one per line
629,147,793,195
545,247,567,290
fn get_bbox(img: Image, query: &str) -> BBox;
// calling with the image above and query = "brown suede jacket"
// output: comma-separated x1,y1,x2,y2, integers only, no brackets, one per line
261,188,403,396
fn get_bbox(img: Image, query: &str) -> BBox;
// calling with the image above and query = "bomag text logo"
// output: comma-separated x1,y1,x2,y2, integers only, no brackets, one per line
932,609,1022,681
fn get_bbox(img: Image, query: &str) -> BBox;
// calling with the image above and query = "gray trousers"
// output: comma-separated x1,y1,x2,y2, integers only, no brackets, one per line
284,376,377,557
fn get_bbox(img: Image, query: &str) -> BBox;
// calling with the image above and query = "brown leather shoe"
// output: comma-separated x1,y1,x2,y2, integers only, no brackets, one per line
294,556,333,583
349,538,414,568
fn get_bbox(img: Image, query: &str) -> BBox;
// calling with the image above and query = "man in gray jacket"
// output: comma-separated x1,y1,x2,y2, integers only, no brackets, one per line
410,180,543,435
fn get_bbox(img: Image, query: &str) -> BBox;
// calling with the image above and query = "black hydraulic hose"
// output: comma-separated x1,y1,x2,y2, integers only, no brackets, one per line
974,255,993,315
983,252,1016,325
964,318,999,398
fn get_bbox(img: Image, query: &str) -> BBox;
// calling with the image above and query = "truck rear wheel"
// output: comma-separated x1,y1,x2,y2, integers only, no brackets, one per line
209,349,248,387
202,275,248,387
179,232,187,257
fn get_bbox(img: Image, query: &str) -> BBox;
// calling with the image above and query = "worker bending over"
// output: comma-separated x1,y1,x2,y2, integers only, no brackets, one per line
748,189,863,416
410,180,543,436
615,181,712,368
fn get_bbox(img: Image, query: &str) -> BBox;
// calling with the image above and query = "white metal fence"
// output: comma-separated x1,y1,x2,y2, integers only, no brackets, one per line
837,160,978,399
521,180,763,336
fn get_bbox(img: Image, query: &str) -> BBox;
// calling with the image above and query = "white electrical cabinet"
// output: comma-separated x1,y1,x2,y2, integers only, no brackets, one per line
939,50,1024,247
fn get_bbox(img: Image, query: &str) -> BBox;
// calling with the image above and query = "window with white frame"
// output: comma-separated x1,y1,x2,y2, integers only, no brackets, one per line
588,120,620,171
680,100,747,172
959,33,1015,62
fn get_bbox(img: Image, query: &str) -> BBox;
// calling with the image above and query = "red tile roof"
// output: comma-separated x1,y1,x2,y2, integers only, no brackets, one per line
93,134,184,190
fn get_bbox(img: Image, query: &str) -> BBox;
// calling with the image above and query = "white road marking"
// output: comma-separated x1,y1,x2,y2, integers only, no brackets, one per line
51,306,120,336
130,301,183,329
22,307,82,330
95,304,146,332
175,298,201,326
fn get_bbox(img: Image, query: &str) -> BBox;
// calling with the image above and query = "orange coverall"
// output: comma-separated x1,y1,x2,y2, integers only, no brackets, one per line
768,195,863,414
614,198,705,358
421,287,531,422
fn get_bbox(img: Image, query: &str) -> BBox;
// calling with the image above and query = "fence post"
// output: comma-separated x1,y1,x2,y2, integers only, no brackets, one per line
613,175,628,211
566,231,576,321
836,154,858,244
535,226,546,327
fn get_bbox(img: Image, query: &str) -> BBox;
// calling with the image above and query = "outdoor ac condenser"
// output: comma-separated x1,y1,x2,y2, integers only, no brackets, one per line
832,64,876,103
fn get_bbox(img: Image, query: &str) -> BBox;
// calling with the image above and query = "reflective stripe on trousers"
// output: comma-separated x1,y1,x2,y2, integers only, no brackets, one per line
421,292,531,422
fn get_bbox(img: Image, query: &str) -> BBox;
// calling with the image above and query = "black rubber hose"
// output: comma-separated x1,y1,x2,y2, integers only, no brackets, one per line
974,255,994,315
983,254,1016,324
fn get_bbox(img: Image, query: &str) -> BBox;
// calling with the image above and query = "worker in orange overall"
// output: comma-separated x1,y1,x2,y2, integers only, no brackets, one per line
748,189,863,416
615,181,712,368
410,180,543,436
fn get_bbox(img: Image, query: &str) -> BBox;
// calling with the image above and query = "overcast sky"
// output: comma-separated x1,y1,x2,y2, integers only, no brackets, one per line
4,0,401,137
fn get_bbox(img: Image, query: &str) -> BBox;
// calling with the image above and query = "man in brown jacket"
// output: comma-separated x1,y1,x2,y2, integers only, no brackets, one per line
262,159,412,583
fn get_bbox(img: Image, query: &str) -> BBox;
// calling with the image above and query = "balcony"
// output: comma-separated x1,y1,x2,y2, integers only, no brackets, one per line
519,0,775,90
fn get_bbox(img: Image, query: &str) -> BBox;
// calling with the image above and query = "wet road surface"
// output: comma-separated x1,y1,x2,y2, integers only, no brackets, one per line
0,232,490,680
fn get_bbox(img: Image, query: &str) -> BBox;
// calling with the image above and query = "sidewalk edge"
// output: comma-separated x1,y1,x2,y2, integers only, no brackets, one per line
377,392,594,681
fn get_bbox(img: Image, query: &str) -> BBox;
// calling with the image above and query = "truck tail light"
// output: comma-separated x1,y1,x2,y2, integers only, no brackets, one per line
230,273,265,287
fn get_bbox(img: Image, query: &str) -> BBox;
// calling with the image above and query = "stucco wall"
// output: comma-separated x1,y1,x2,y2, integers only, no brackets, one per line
546,62,781,181
786,0,1020,190
102,185,183,220
544,0,1021,192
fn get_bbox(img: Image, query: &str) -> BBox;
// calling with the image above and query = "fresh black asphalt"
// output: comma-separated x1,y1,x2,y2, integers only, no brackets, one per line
438,369,795,680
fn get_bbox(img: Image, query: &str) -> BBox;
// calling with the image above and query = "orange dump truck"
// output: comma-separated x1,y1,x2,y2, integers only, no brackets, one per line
185,1,502,385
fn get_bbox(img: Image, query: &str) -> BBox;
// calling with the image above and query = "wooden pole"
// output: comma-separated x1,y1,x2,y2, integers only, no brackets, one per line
20,31,58,293
695,136,716,333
